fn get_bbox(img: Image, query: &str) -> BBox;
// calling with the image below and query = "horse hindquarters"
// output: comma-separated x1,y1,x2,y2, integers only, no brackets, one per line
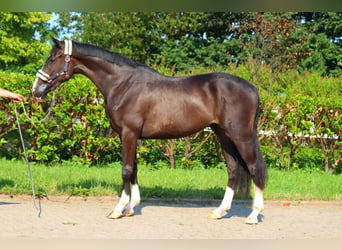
219,77,267,192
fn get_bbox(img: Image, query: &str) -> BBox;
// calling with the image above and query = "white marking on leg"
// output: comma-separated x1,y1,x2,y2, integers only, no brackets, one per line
253,184,264,211
131,184,140,206
209,186,234,219
112,190,130,218
125,184,141,217
245,184,264,224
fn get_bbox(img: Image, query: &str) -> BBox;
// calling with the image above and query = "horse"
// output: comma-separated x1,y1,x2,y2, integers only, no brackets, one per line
32,37,267,224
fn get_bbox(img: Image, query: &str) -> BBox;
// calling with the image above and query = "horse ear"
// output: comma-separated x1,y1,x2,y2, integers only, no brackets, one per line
51,36,63,48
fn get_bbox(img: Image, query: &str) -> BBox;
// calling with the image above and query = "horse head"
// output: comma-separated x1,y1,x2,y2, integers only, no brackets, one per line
32,37,74,98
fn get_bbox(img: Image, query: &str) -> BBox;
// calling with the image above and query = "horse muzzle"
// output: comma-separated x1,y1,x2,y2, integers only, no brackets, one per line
32,77,57,98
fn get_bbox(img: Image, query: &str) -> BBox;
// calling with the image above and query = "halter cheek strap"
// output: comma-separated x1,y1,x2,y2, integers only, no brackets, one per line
36,40,72,83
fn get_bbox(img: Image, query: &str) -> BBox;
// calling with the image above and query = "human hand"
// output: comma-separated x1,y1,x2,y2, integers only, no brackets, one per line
0,88,26,102
10,92,25,102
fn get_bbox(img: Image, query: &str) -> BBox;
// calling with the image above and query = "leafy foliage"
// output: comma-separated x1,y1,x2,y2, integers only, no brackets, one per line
0,12,52,73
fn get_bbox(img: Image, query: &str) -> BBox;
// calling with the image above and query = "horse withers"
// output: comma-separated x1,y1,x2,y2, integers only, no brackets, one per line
32,38,267,224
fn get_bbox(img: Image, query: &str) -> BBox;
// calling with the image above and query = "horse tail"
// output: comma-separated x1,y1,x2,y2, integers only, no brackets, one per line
235,90,267,197
234,158,252,198
252,94,268,190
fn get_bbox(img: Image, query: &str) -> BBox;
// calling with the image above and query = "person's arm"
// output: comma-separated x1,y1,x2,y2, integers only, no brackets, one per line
0,88,25,102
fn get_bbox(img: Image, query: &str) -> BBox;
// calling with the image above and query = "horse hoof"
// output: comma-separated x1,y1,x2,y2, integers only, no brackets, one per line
208,212,222,220
125,211,134,217
245,217,258,225
107,211,123,219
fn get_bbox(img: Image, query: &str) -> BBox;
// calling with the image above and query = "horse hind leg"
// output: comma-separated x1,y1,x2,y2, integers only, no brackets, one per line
209,124,266,224
208,142,251,220
245,184,264,224
245,147,266,224
208,183,235,219
208,127,238,219
233,138,266,224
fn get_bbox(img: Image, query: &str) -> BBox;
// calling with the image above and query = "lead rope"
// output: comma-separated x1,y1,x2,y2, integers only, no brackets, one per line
14,101,42,218
21,92,56,124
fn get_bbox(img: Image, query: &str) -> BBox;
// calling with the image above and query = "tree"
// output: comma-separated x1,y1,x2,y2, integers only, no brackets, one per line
0,12,52,73
293,12,342,77
229,12,314,94
56,12,342,76
237,13,311,71
55,12,244,71
57,12,165,64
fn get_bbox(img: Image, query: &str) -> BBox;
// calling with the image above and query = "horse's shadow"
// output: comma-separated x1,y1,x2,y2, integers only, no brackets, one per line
131,199,264,222
57,180,264,222
0,201,21,205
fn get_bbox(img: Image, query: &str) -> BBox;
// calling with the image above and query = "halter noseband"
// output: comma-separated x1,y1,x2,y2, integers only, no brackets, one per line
36,40,72,83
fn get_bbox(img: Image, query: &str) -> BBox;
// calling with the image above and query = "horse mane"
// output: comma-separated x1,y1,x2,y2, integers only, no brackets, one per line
72,41,157,72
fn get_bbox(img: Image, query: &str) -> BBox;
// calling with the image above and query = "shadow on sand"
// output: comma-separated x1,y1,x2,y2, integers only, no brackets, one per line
129,199,264,222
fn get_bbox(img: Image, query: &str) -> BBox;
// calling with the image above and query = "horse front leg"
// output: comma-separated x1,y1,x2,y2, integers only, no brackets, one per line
124,158,141,217
108,130,140,219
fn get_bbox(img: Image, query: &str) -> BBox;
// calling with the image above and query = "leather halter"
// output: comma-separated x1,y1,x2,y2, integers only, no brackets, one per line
35,40,72,83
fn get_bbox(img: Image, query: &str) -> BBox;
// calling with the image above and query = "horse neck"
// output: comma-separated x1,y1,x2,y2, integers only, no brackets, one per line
73,54,133,100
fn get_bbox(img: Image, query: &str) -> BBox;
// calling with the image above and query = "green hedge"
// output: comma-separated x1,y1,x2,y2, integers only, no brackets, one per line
0,66,340,173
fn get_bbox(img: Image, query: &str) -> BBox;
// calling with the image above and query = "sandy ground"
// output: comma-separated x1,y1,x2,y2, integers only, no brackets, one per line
0,195,341,239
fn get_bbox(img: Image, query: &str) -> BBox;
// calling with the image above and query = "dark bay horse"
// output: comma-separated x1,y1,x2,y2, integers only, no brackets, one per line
32,38,267,224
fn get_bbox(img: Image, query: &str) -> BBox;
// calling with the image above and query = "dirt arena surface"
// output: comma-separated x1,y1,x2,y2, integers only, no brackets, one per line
0,195,341,239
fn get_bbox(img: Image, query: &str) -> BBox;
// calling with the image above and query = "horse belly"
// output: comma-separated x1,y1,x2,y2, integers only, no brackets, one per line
141,107,213,139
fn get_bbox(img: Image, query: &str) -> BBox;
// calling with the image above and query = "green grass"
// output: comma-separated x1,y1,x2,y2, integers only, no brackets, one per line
0,158,341,201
